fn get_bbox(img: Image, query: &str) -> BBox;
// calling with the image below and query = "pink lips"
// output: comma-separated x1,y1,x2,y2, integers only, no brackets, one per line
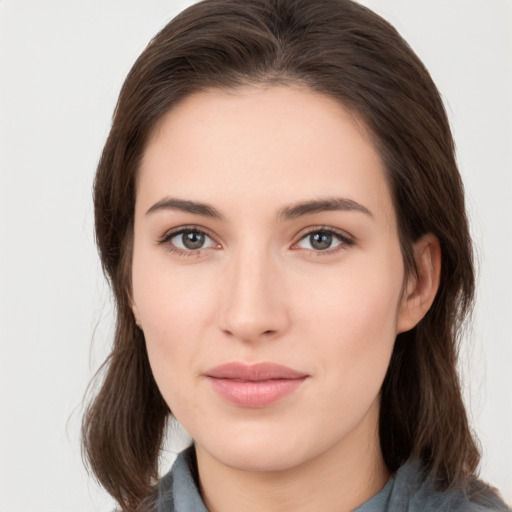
205,362,309,408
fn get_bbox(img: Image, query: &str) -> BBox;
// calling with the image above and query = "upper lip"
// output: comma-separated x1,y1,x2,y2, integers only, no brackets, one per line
205,362,308,381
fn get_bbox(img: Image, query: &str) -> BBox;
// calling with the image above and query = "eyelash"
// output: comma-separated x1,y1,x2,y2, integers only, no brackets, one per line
157,225,354,257
158,225,218,257
293,226,355,255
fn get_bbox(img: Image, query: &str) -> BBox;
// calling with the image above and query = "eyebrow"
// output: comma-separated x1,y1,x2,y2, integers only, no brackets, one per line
277,197,373,221
145,196,372,220
146,197,222,218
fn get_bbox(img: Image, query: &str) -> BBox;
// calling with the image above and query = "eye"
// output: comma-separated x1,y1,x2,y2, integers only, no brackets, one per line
161,228,217,253
295,229,352,252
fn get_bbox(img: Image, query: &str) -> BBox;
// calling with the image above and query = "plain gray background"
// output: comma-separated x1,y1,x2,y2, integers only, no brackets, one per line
1,1,511,510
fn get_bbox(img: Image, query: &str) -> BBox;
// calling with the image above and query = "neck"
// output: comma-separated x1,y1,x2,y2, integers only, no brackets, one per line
195,403,390,512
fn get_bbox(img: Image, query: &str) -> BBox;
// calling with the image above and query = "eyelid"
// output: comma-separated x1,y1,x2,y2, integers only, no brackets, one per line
156,224,354,256
291,226,355,252
157,225,221,254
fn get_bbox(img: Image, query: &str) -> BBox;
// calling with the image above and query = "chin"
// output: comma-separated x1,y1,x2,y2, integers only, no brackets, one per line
212,443,308,473
194,421,334,474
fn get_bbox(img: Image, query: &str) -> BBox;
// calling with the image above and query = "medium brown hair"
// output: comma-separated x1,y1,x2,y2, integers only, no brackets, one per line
83,0,479,510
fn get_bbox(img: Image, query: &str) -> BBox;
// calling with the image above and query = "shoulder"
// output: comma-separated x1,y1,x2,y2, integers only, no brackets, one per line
386,460,510,512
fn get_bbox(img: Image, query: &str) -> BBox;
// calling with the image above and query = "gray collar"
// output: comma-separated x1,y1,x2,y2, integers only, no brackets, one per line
156,446,509,512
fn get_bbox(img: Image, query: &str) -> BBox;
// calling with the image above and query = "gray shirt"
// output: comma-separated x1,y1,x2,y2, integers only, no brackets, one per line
156,447,510,512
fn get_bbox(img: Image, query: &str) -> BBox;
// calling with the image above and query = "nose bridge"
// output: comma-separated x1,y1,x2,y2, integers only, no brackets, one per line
219,239,288,341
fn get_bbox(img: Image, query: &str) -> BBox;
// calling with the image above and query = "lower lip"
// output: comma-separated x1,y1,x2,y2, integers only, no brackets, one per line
207,377,307,408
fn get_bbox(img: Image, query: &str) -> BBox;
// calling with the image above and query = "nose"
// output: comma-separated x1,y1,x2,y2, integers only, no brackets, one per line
218,245,289,343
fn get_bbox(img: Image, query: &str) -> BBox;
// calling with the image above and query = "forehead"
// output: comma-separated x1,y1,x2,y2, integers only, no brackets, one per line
137,85,395,227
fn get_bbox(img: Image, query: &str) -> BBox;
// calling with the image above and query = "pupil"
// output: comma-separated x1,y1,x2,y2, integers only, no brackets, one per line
183,231,205,250
310,232,332,250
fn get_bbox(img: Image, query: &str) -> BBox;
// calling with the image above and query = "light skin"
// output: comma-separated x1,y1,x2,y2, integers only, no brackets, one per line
131,86,440,512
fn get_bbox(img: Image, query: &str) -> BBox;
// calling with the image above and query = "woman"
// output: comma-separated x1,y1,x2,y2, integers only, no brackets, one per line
82,0,510,511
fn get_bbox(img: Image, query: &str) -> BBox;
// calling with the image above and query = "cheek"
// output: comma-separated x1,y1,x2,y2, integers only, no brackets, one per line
132,240,215,329
131,252,219,398
295,250,404,391
298,248,403,331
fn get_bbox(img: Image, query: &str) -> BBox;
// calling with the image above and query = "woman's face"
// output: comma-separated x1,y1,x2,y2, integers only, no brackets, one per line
132,86,410,473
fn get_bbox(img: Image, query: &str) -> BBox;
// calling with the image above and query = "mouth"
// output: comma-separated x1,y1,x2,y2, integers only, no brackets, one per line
204,362,309,408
